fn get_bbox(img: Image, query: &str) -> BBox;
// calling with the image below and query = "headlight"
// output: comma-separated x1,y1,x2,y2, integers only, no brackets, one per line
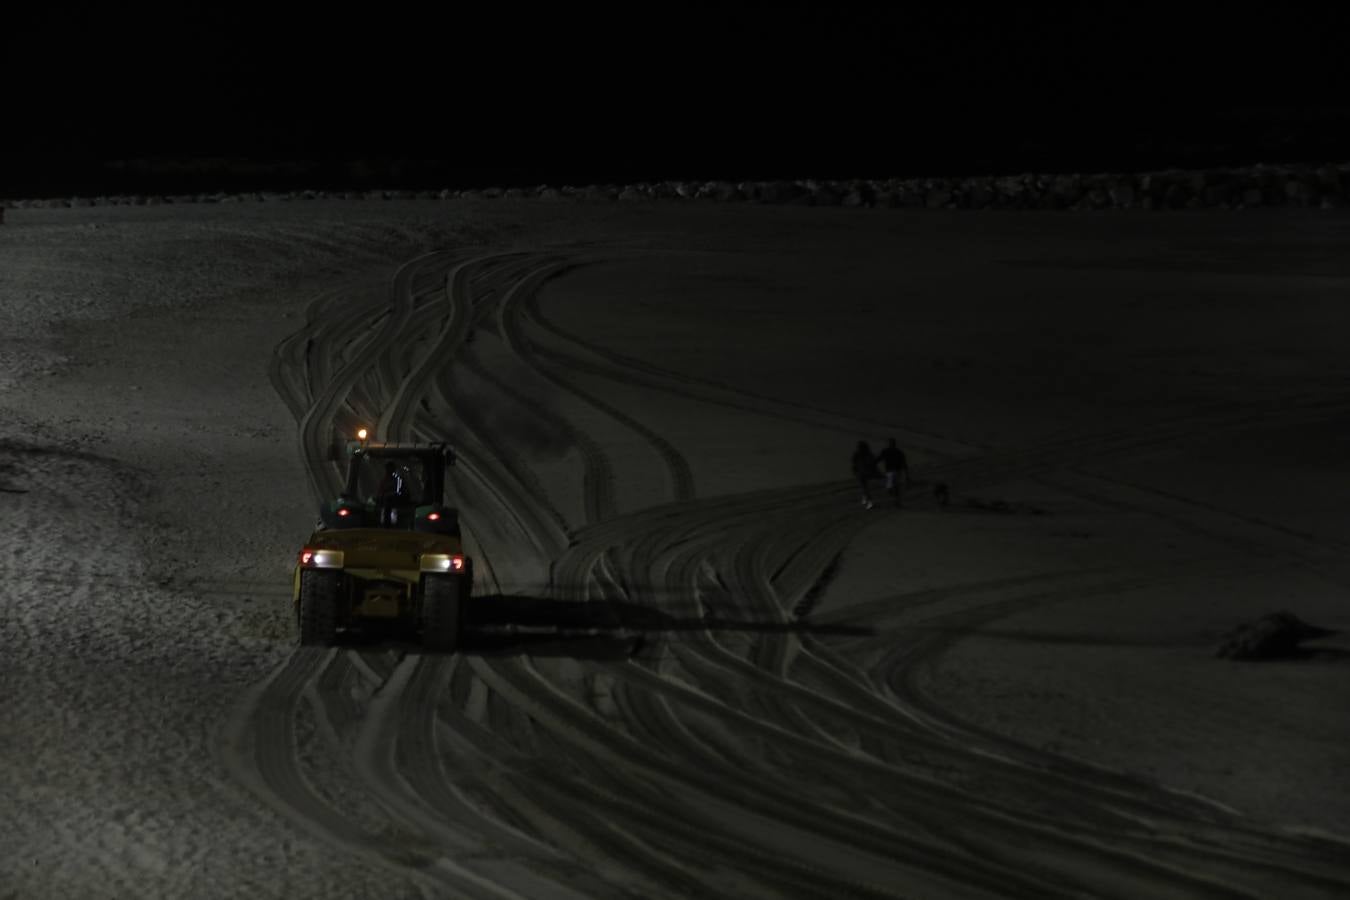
420,553,466,573
300,549,345,569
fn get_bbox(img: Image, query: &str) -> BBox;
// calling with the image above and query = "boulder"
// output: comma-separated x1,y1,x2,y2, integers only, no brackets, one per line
812,186,843,206
1163,182,1190,209
1315,165,1342,193
712,183,746,202
1108,182,1136,208
1142,173,1171,204
897,187,928,207
1040,192,1070,210
1216,611,1337,660
964,180,994,209
1284,179,1312,207
1051,173,1082,196
995,174,1029,196
270,163,1327,213
783,182,815,204
924,188,951,209
1214,180,1245,207
756,181,806,204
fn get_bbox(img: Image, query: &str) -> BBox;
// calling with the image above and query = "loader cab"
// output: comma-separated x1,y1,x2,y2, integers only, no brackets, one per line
320,441,460,536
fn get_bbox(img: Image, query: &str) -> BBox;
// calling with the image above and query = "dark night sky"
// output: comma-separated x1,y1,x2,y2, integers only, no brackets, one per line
3,6,1348,191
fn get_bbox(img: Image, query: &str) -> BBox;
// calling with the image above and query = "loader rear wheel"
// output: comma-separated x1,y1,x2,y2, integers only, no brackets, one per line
421,574,464,652
298,569,339,646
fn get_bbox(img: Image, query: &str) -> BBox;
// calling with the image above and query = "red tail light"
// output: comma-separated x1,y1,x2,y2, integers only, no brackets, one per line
428,511,441,521
420,553,465,573
300,548,344,569
337,507,351,518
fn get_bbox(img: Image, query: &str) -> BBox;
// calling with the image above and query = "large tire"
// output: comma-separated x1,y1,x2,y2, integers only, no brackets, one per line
421,574,465,651
443,508,461,538
298,569,339,646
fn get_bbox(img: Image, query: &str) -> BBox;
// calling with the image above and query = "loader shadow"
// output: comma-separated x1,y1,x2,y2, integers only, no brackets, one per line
331,594,875,660
467,593,874,633
1224,646,1350,664
458,593,875,659
945,627,1350,662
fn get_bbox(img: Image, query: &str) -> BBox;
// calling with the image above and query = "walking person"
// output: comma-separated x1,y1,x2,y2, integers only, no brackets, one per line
878,438,909,508
851,440,880,509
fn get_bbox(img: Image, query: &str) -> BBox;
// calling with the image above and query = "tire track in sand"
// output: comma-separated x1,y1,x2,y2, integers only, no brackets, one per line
249,246,1350,899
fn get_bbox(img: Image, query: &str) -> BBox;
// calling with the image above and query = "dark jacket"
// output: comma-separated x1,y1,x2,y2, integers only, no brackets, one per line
879,447,908,474
378,470,405,498
851,448,878,479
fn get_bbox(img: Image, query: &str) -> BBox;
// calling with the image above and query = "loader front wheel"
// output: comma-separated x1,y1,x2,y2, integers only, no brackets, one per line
421,574,464,652
298,569,339,646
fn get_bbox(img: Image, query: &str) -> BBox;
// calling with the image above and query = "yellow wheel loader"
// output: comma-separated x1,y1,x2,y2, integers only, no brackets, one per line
292,437,472,650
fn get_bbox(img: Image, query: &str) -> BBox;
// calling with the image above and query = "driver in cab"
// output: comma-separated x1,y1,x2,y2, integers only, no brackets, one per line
376,462,409,526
